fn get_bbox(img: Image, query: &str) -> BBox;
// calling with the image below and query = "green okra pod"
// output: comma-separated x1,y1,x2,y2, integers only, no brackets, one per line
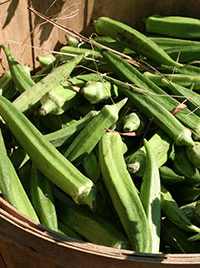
0,129,39,222
55,189,130,249
95,17,183,67
45,110,99,148
1,45,35,93
81,80,118,104
99,49,194,146
0,94,96,210
159,165,185,185
126,129,174,177
170,145,200,186
140,139,161,253
161,217,200,253
144,72,200,91
145,15,200,39
60,46,101,61
30,163,58,231
58,221,85,241
98,132,152,253
12,54,84,113
186,142,200,169
63,98,127,166
122,112,147,133
161,184,200,234
37,54,56,68
82,150,101,183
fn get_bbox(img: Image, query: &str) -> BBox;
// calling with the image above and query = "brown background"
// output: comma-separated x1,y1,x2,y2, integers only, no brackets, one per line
1,0,200,74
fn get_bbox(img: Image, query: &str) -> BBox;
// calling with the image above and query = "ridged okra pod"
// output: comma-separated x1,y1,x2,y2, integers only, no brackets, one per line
55,190,130,249
30,163,58,231
1,45,35,93
186,142,200,169
81,80,118,104
45,110,99,148
12,54,84,113
63,98,127,166
159,166,185,185
126,129,174,177
161,184,200,234
95,17,183,67
140,139,161,253
0,94,96,210
145,15,200,39
100,49,200,139
0,129,39,222
98,132,152,253
99,50,194,146
170,145,200,186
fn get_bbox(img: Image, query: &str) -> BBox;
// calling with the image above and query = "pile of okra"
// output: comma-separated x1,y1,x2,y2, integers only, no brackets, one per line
1,14,200,254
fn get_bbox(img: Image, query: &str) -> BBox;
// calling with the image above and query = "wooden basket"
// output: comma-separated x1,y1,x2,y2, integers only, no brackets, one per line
0,0,200,267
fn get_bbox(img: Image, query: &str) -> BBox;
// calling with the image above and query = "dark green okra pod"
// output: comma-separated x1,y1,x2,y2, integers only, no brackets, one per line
0,94,96,210
99,132,152,253
63,98,127,166
95,17,183,67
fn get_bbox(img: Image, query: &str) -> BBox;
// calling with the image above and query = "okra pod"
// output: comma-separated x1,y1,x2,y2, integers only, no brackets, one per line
63,98,127,166
161,184,200,234
60,46,101,61
159,165,185,185
81,80,118,104
0,129,39,222
0,94,96,210
12,54,84,113
161,217,200,253
186,142,200,169
1,45,35,93
170,145,200,186
30,163,58,231
99,132,152,253
95,17,183,67
126,129,174,177
37,54,56,68
45,110,99,148
140,139,161,253
55,189,130,249
99,49,194,146
145,15,200,39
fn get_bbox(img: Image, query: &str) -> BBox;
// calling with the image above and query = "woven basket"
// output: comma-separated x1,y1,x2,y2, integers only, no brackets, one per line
0,0,200,267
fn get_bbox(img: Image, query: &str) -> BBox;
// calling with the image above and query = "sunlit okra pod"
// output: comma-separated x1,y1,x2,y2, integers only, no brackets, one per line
1,45,35,93
45,110,99,148
81,80,118,104
126,129,174,177
95,17,183,67
145,15,200,39
0,129,39,222
140,139,161,253
37,54,56,68
12,54,84,113
99,50,194,146
0,94,96,210
60,46,101,61
99,132,152,253
64,98,127,166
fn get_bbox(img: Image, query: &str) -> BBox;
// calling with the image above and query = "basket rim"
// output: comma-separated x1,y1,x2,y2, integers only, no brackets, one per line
0,197,200,265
